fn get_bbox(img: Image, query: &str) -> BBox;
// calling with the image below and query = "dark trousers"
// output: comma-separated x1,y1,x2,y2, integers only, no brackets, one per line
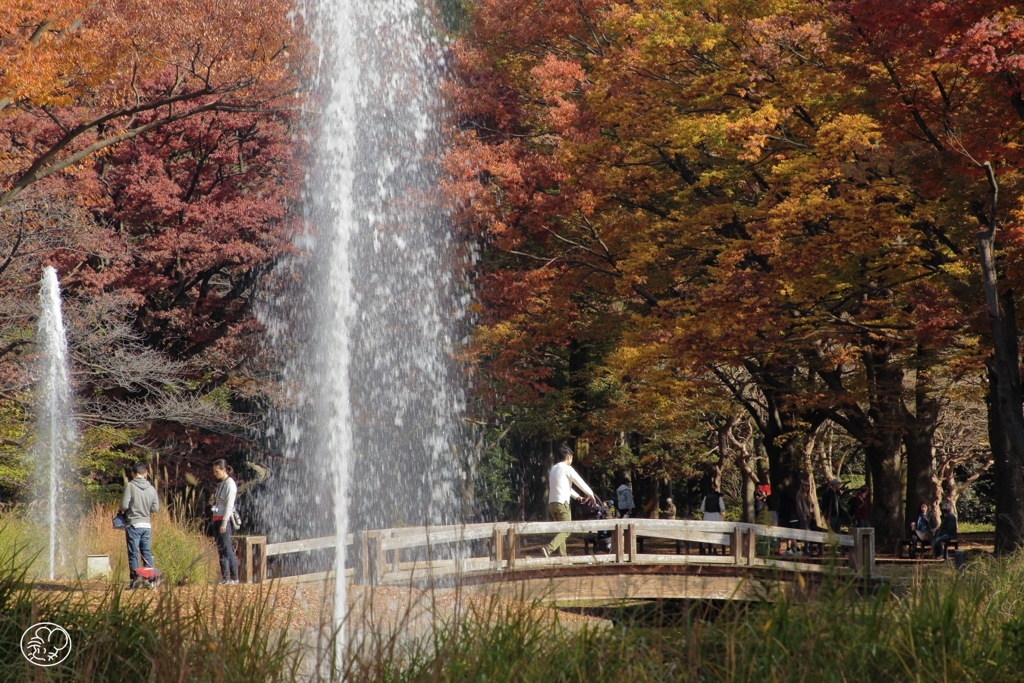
126,526,154,579
933,534,952,559
209,520,238,580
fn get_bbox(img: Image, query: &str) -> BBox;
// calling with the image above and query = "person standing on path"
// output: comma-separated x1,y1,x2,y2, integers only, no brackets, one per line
120,461,159,589
821,478,844,533
616,481,635,518
209,459,239,584
851,486,871,528
543,445,596,557
699,488,726,521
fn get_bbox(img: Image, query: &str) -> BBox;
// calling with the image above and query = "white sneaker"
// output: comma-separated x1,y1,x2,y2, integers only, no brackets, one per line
541,547,550,558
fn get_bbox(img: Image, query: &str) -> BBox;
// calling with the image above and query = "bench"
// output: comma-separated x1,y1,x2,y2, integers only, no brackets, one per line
936,538,959,559
896,537,927,559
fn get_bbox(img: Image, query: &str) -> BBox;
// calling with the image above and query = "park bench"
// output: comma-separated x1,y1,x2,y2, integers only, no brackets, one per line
895,536,958,559
895,536,928,559
936,538,959,559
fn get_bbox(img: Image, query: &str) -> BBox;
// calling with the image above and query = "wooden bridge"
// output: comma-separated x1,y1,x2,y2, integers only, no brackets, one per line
237,520,877,603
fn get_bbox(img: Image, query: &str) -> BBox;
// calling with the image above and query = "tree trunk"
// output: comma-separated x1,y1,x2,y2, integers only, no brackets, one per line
865,437,904,544
742,475,756,523
827,344,906,547
904,351,940,535
989,360,1024,553
976,163,1024,470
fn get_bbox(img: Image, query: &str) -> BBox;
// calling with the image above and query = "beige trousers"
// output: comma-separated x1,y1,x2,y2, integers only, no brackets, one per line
545,502,572,556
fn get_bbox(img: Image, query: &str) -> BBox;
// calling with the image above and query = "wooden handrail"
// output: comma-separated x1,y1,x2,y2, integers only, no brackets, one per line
265,533,355,557
259,521,872,587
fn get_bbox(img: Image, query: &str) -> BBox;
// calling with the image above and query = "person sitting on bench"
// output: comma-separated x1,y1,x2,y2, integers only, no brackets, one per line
911,502,936,543
932,502,958,559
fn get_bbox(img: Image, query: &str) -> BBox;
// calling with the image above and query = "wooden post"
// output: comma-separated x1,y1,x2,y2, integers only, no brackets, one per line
254,537,267,583
627,523,638,562
492,528,503,568
744,528,756,565
235,536,253,583
505,527,516,569
613,524,624,563
237,536,266,583
731,528,743,565
855,528,875,578
866,528,875,577
364,531,383,585
362,532,374,585
376,532,387,582
850,529,863,575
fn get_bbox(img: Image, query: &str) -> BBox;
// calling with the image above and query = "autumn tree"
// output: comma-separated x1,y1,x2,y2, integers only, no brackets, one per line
0,0,305,499
0,0,302,210
830,0,1024,548
449,0,995,544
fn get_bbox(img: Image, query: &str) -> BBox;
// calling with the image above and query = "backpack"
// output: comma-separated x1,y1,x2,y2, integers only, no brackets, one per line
704,493,721,513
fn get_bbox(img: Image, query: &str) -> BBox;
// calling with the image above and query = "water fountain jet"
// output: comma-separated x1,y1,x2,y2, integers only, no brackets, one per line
34,266,76,580
259,0,468,636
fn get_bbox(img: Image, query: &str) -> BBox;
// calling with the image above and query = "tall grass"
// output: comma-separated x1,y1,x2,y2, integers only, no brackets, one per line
2,505,218,585
0,552,304,682
364,557,1024,683
3,524,1024,683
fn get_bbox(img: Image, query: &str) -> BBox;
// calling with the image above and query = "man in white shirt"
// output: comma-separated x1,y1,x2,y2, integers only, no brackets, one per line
543,444,596,557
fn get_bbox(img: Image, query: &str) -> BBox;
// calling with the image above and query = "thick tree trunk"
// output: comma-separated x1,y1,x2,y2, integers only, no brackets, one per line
904,428,936,529
989,361,1024,553
865,437,905,544
764,434,808,512
904,353,940,535
827,344,906,547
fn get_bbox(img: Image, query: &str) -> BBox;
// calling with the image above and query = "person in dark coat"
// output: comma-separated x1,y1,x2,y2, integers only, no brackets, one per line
932,502,958,559
851,486,870,528
820,478,843,533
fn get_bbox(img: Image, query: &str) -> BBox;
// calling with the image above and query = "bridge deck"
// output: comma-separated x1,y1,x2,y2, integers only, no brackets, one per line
252,520,876,600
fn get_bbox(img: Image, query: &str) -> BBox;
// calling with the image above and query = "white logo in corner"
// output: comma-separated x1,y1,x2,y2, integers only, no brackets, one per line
21,622,72,667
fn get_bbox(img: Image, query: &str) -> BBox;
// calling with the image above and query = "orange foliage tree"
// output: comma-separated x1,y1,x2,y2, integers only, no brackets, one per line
447,0,1019,543
0,0,302,210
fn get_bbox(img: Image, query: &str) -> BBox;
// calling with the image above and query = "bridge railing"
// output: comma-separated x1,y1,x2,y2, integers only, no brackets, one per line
252,520,874,586
350,520,874,586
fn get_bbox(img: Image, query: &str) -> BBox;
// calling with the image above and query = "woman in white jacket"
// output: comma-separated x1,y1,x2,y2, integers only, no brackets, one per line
210,459,239,584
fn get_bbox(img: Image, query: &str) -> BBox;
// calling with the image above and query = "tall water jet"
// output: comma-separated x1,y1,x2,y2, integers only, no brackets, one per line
34,266,76,580
259,0,466,629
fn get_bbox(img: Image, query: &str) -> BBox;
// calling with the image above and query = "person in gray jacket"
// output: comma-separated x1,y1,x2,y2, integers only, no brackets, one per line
120,461,159,588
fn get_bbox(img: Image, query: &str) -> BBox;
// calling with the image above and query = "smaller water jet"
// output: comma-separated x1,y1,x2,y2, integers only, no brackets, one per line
34,266,76,580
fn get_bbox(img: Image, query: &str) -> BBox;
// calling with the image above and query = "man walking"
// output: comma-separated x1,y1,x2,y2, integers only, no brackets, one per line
120,461,159,588
543,444,596,557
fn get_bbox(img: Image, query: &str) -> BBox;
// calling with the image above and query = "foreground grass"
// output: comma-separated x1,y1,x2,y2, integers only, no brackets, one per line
378,560,1024,683
3,535,1024,681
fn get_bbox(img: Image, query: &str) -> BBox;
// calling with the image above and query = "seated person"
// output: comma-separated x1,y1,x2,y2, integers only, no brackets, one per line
931,502,958,559
910,502,936,542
